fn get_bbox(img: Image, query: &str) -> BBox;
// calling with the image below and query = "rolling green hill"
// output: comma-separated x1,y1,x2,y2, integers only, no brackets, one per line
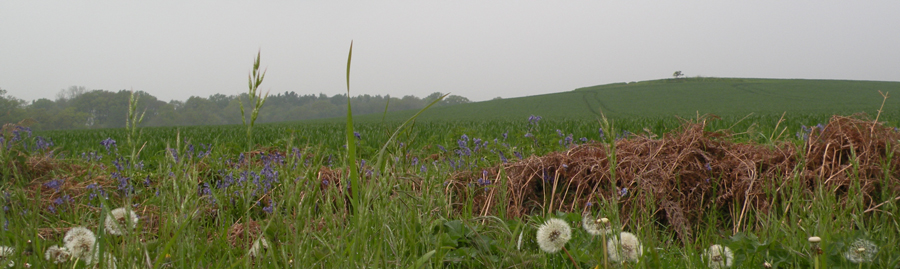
344,78,900,122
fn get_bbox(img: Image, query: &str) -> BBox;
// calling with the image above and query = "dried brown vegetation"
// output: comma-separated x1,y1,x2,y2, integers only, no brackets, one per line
227,220,262,249
450,115,900,243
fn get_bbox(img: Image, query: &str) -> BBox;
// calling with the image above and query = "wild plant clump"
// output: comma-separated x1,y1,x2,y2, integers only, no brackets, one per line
451,115,900,243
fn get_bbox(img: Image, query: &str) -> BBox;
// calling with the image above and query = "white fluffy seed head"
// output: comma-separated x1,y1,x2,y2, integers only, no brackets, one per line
104,207,139,235
843,239,877,264
0,246,11,257
44,245,71,264
63,227,97,263
536,218,572,253
63,227,93,244
607,232,643,263
0,246,13,267
704,244,734,269
582,214,611,236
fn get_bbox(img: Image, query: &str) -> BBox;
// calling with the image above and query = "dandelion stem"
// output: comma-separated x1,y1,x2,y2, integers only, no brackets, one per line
562,246,581,269
601,233,608,269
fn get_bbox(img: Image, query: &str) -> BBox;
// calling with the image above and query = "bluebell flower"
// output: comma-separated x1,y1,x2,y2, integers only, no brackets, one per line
619,188,628,197
263,201,275,214
54,195,72,206
11,126,32,142
499,152,508,163
420,165,427,173
114,172,133,196
354,131,361,140
86,183,107,200
524,133,533,138
34,136,54,151
437,145,447,152
43,179,65,192
705,163,712,171
514,151,523,159
528,115,542,125
796,124,811,141
169,148,180,163
100,138,117,153
113,158,124,171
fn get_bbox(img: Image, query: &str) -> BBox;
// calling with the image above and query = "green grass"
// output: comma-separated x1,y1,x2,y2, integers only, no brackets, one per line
5,114,897,268
3,76,900,268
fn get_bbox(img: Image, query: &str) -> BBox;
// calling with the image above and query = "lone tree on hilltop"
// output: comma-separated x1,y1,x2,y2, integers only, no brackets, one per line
673,71,684,79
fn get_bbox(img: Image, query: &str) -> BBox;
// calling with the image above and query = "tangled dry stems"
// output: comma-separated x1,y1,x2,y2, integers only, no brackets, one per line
451,115,900,243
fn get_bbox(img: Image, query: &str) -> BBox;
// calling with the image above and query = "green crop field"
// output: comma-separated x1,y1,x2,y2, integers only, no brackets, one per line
2,77,900,268
349,77,900,122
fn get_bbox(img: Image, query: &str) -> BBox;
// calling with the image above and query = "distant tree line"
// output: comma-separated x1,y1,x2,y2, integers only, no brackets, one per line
0,86,471,131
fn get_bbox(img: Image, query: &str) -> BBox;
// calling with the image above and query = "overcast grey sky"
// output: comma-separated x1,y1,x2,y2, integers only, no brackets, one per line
2,1,899,103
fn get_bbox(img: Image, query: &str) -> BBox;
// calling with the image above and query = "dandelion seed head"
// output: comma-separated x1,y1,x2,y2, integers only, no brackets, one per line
536,218,571,253
582,214,611,236
44,245,70,264
704,244,734,268
0,246,12,260
104,207,139,235
607,232,643,263
63,227,96,263
843,239,877,264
